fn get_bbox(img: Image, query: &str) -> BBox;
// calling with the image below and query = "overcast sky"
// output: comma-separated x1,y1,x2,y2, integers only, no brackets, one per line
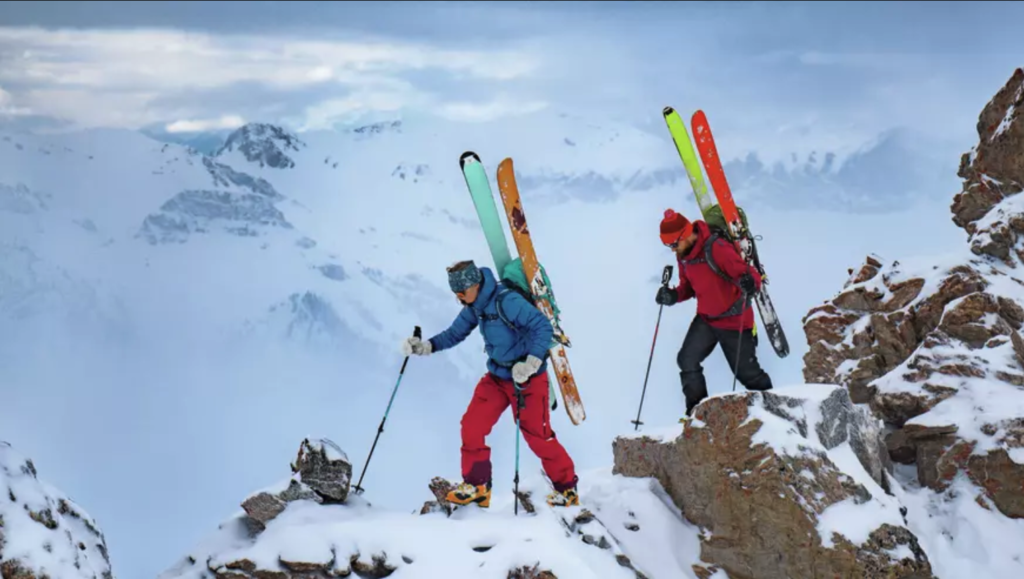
1,1,1022,160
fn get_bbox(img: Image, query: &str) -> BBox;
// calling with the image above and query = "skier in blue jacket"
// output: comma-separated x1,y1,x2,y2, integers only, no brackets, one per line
403,259,579,508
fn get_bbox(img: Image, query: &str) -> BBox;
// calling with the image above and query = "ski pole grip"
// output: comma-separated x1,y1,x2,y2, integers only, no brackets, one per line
414,326,422,339
661,265,673,286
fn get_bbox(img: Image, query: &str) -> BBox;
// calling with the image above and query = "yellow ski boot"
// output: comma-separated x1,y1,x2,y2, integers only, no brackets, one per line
446,481,491,508
546,486,579,507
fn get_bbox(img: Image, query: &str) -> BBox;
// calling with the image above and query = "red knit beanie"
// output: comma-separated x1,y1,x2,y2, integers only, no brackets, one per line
660,209,693,245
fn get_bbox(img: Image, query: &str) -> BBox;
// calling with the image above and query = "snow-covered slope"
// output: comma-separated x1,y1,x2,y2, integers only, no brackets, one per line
0,441,114,579
158,465,702,579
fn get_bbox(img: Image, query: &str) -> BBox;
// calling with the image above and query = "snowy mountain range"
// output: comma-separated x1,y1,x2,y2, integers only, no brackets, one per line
722,127,960,213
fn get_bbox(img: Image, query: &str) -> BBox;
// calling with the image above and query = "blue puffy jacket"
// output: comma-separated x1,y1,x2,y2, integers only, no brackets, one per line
428,266,552,382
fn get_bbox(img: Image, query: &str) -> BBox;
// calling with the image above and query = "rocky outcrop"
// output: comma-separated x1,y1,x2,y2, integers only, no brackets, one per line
215,123,305,169
240,437,351,534
0,441,114,579
138,188,293,244
952,67,1024,263
611,386,933,579
801,67,1024,522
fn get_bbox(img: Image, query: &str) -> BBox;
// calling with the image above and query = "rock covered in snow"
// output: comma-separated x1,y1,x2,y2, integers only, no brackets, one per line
612,386,933,579
798,66,1024,577
289,437,352,503
239,437,352,535
802,67,1024,524
215,123,305,169
952,67,1024,262
0,441,114,579
159,434,710,579
803,252,1024,517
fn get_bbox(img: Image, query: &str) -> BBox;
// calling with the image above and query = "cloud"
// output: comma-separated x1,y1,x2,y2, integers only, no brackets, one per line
435,96,548,123
0,84,31,116
165,115,246,133
0,25,544,130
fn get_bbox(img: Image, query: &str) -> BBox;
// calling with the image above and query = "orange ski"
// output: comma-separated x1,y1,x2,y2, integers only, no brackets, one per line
691,109,748,246
495,157,585,425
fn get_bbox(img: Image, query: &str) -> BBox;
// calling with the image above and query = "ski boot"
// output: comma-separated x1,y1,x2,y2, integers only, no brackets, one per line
546,486,579,507
446,480,491,508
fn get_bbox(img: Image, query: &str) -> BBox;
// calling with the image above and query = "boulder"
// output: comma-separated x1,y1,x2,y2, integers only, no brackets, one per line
0,442,114,579
240,437,352,534
290,437,352,503
612,386,933,579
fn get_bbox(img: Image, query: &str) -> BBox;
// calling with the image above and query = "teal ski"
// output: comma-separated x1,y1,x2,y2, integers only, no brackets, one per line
460,151,513,274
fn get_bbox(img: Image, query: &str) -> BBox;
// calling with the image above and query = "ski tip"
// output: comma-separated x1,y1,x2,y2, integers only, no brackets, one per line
662,105,675,116
458,151,480,169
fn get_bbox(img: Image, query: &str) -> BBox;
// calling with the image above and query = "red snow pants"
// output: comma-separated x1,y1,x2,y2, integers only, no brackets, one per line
460,370,578,492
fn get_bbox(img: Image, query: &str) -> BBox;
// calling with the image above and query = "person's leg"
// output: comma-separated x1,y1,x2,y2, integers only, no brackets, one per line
677,315,719,416
715,326,773,391
450,373,509,506
508,371,579,504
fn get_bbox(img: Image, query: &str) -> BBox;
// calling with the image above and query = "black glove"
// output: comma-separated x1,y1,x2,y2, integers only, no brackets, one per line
656,285,678,306
738,273,756,295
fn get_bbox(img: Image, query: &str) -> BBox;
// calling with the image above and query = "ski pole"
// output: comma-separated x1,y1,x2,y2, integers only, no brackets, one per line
631,265,673,431
353,325,421,495
513,384,525,516
732,296,750,392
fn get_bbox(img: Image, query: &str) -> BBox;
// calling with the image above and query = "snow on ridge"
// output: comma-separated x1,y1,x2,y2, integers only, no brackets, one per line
158,465,703,579
216,123,306,170
0,441,114,579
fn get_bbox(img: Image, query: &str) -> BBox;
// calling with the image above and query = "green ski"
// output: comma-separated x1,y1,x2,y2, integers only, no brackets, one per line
663,106,714,217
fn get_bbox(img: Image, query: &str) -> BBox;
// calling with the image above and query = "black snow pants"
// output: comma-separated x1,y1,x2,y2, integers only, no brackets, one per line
677,314,773,416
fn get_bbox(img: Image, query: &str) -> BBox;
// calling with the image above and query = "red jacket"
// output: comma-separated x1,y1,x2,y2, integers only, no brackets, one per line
675,221,762,331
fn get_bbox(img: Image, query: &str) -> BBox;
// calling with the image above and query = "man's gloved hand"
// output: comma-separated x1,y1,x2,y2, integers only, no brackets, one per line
401,335,433,356
656,285,678,306
512,354,543,384
738,273,757,295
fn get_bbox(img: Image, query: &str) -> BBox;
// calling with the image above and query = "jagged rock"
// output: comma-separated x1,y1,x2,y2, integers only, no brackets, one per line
349,553,396,577
507,565,557,579
802,67,1024,530
138,189,292,245
952,68,1024,262
239,439,346,533
240,492,287,529
612,387,931,579
290,437,352,503
0,442,114,579
216,123,305,169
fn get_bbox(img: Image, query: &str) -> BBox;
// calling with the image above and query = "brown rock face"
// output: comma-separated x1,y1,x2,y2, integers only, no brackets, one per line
952,67,1024,263
612,388,932,579
802,66,1024,525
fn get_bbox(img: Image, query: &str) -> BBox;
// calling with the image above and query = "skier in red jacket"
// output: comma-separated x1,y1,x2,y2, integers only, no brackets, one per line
655,209,773,417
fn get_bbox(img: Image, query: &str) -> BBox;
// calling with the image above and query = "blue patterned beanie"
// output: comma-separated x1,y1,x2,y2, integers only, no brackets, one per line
448,260,483,293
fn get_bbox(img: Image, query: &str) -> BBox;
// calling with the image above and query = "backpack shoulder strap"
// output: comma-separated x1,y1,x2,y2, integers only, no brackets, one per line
703,231,738,286
702,231,753,320
495,287,516,330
